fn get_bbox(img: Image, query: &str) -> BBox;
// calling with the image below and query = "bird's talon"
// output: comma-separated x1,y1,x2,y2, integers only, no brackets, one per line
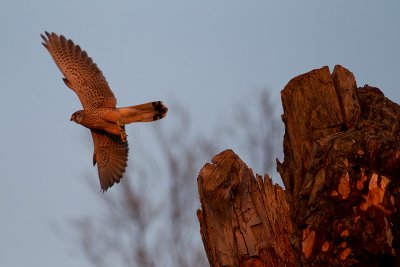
120,132,127,142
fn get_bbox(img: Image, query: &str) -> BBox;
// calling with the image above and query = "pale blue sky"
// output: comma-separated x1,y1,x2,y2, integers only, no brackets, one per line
0,1,399,266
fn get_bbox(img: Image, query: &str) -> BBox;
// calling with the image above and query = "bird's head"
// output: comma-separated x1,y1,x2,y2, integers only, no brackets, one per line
70,110,84,124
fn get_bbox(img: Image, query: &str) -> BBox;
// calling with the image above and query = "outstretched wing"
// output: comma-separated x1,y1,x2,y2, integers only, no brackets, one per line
41,31,116,109
91,130,129,191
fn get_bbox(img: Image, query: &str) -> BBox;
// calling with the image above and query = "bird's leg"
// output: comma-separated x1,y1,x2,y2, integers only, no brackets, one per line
117,120,127,143
120,131,127,143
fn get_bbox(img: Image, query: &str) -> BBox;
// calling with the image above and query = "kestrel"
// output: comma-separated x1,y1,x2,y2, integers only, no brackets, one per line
41,32,168,191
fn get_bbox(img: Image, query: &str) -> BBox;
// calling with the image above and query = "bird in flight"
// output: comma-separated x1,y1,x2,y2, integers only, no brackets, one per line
41,31,168,191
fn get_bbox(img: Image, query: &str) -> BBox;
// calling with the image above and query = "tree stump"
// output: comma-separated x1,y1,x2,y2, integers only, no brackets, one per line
197,150,295,266
197,65,400,266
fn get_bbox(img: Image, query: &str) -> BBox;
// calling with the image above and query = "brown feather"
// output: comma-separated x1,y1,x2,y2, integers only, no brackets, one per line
118,101,168,124
41,32,117,109
91,130,129,191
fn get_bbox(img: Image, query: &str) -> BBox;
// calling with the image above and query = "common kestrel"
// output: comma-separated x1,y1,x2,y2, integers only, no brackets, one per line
41,32,168,191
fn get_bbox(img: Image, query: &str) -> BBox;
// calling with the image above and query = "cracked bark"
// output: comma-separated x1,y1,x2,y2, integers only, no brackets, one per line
197,150,294,266
197,65,400,266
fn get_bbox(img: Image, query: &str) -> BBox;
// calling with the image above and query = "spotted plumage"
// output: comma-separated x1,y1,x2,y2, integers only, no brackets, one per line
41,31,168,191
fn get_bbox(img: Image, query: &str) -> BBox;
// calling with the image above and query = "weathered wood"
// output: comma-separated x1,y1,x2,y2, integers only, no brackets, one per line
198,65,400,266
331,65,361,129
278,66,344,198
276,66,400,266
197,150,295,267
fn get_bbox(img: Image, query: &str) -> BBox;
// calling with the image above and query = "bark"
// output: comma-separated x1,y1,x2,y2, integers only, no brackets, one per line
197,65,400,266
197,150,294,267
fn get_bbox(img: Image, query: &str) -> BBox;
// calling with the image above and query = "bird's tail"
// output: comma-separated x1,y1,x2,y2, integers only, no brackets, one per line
117,101,168,124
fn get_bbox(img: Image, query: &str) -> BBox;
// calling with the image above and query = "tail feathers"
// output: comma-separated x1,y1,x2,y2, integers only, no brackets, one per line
118,101,168,124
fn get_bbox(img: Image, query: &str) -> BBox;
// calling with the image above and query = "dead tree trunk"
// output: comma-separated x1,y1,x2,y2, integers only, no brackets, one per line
197,65,400,266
